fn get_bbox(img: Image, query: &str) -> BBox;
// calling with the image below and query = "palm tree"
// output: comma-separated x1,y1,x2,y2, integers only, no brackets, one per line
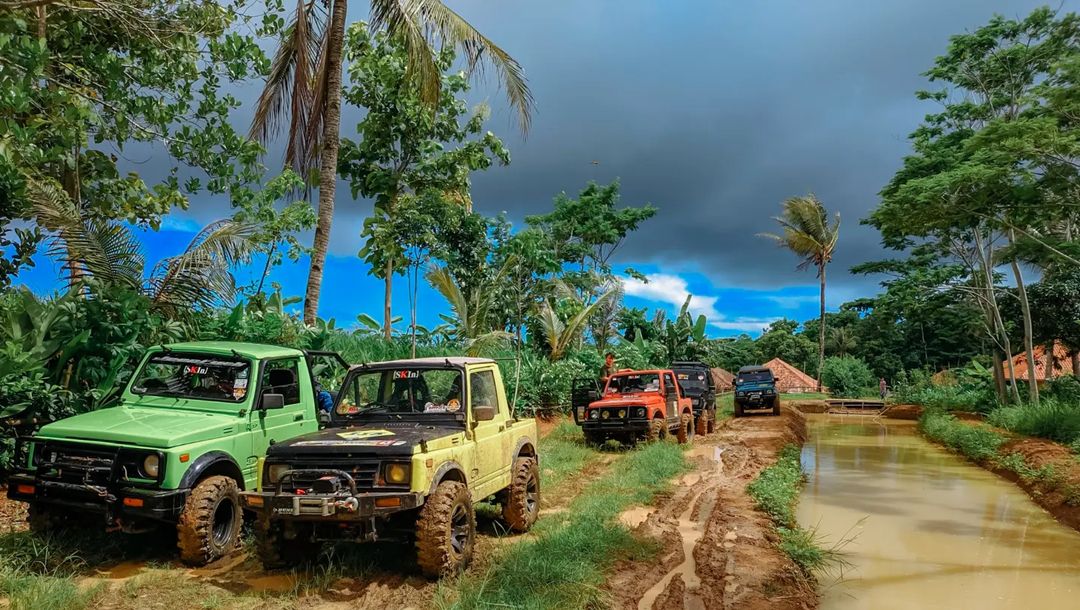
759,194,840,392
538,284,618,361
426,263,513,356
827,327,857,357
250,0,532,325
33,185,256,318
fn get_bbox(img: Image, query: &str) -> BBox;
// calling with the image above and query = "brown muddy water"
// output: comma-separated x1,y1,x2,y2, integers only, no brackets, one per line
798,415,1080,610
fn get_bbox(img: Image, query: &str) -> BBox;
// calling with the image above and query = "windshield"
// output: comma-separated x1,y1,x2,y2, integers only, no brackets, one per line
736,371,773,384
335,367,464,417
130,354,251,402
606,373,661,394
675,370,709,389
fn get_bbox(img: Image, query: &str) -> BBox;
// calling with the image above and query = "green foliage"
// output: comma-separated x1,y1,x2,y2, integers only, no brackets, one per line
892,361,998,412
919,412,1005,461
820,356,875,398
756,319,817,373
747,445,804,526
515,349,601,413
444,440,687,609
987,400,1080,446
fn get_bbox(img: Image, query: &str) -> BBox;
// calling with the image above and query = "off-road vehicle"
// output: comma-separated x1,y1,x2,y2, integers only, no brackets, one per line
671,361,718,435
576,369,694,445
7,342,345,566
240,357,539,577
733,365,781,417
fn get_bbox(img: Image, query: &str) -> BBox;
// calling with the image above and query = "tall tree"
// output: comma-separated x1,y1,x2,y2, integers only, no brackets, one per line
250,0,531,325
338,22,509,339
760,195,840,391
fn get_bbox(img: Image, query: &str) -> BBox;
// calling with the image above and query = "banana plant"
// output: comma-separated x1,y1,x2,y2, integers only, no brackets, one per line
355,313,403,338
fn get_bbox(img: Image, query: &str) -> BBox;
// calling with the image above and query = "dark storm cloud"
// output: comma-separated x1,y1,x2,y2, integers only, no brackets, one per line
444,0,1051,293
171,0,1051,294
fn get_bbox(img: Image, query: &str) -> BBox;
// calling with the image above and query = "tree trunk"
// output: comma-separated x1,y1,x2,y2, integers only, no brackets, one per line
992,350,1007,402
256,242,276,297
817,262,826,392
302,0,347,325
1073,350,1080,381
1008,230,1039,404
384,258,394,341
974,230,1019,403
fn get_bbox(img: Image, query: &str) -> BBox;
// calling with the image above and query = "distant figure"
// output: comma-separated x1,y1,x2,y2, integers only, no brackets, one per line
601,352,617,381
879,377,887,399
316,386,334,413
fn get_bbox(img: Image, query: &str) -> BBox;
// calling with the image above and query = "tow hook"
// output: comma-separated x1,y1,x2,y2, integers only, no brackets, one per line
333,497,359,513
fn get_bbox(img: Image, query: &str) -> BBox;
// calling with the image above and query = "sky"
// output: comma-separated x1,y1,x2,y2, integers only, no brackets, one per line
14,0,1057,336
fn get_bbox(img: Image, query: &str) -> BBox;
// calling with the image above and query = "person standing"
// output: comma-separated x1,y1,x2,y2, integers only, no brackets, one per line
879,377,888,399
601,352,617,381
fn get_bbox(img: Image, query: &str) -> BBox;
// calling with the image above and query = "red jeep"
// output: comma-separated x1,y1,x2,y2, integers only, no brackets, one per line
574,369,694,446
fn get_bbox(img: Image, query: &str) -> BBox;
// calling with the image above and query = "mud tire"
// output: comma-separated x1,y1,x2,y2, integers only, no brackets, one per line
695,411,708,436
772,397,781,416
677,413,693,444
27,504,66,534
176,475,243,566
416,481,475,578
646,417,666,443
707,410,717,433
503,457,540,533
254,517,321,570
733,401,744,417
583,430,605,447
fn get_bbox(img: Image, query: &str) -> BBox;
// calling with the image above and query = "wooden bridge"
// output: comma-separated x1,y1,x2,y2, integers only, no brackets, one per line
825,398,886,414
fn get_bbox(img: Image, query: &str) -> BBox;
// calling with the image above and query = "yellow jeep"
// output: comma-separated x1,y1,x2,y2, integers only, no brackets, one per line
240,357,539,576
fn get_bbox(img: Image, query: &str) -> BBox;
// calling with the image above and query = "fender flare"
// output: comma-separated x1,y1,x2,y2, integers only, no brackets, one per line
428,460,468,495
512,437,538,465
177,451,246,491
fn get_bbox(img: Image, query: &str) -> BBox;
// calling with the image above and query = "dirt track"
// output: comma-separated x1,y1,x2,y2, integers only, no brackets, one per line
606,407,816,610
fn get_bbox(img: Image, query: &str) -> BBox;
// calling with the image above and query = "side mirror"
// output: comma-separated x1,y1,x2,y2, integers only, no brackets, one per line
261,393,285,410
473,405,497,422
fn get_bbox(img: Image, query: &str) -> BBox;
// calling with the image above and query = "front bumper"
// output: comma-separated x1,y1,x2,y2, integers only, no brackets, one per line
7,473,187,524
735,392,776,406
580,419,650,434
241,489,423,521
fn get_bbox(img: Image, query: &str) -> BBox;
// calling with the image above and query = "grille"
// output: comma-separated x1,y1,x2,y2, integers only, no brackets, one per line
39,443,116,486
282,459,381,492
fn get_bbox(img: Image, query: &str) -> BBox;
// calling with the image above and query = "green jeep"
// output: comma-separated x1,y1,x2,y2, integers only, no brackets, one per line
6,341,344,565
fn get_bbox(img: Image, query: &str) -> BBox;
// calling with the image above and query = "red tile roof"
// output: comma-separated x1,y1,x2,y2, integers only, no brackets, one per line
763,358,821,392
1002,342,1075,381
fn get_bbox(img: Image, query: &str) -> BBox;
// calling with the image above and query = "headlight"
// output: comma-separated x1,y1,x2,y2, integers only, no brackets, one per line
737,391,744,396
142,455,160,478
384,463,410,485
617,409,626,418
589,409,599,420
267,463,290,484
601,410,610,420
632,407,647,419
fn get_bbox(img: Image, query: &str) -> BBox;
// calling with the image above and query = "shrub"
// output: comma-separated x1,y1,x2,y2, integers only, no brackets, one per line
987,399,1080,446
820,356,874,398
919,411,1004,461
1045,376,1080,404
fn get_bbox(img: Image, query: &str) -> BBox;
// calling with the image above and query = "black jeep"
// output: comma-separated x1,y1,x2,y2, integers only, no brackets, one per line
671,361,717,435
732,365,781,417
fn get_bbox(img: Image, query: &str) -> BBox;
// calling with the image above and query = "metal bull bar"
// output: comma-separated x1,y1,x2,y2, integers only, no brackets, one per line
275,468,361,517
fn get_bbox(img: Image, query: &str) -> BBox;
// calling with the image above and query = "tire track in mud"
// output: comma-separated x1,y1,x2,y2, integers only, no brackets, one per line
607,408,817,610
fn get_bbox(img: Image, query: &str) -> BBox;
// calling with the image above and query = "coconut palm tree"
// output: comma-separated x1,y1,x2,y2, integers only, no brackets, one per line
250,0,532,325
32,184,256,318
759,194,840,392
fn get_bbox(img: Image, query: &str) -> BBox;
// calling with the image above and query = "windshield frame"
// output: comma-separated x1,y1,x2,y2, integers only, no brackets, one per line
329,364,469,427
736,371,774,384
673,368,711,390
604,372,663,395
125,351,255,406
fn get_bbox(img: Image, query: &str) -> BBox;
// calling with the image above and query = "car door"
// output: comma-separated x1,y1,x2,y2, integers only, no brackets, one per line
468,366,507,490
249,358,316,484
663,372,680,426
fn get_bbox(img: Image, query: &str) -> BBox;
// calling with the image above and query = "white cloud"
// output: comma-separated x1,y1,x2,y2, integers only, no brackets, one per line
158,215,202,233
621,273,777,334
765,294,818,309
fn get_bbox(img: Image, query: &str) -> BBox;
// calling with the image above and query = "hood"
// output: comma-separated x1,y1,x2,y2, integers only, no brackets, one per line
589,394,659,408
38,405,241,449
269,422,463,457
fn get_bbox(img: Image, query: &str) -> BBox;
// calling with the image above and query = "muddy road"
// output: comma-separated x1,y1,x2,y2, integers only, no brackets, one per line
608,407,816,610
799,415,1080,610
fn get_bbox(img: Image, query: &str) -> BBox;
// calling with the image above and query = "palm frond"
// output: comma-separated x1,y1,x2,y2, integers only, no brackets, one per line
369,0,533,131
425,265,469,332
149,220,257,317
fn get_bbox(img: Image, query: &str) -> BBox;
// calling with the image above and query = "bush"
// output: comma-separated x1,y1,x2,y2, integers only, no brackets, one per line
987,399,1080,446
820,356,874,398
919,411,1004,461
1045,376,1080,404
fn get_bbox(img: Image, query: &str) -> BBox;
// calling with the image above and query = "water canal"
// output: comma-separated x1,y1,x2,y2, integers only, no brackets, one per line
798,415,1080,610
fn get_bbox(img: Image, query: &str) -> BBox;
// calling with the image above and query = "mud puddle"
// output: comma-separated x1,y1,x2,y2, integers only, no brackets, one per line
607,408,815,610
799,415,1080,610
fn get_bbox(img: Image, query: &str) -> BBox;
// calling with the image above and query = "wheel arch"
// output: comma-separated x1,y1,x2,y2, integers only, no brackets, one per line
428,460,468,495
178,451,246,491
512,437,537,463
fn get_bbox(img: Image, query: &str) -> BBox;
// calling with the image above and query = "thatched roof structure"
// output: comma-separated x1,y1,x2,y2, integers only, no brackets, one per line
711,368,734,391
762,358,820,393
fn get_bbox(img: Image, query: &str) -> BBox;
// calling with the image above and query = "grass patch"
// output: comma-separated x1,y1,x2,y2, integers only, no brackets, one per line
747,444,847,576
987,400,1080,447
539,420,601,490
440,440,689,610
919,411,1004,461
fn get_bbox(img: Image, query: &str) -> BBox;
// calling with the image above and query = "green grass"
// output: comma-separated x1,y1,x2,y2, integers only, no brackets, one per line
538,421,602,490
987,400,1080,447
440,440,689,610
919,411,1005,461
0,570,103,610
746,444,846,576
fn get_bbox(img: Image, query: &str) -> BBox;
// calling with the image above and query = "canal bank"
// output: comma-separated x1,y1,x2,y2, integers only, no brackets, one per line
798,415,1080,610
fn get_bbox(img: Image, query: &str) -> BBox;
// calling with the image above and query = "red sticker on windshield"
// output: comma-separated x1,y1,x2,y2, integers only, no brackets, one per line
186,365,208,375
